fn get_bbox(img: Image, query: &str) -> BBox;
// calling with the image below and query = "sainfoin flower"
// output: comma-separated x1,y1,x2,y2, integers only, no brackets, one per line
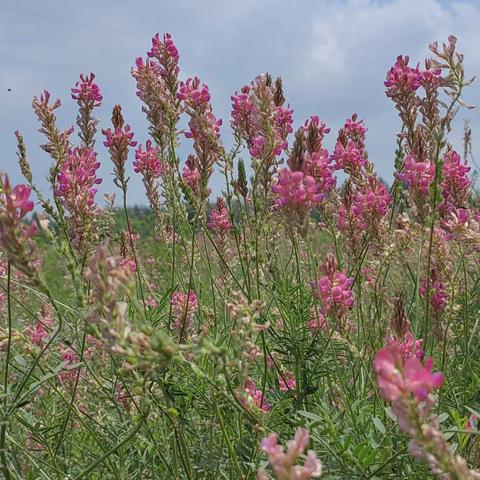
440,149,471,210
272,169,324,209
71,73,103,106
208,197,232,234
352,176,390,230
238,378,270,413
374,343,443,403
397,154,434,196
372,344,479,479
278,370,296,392
132,33,180,153
171,291,198,339
134,140,164,178
178,77,222,200
385,55,423,94
332,140,366,174
0,175,38,275
419,271,447,313
55,147,102,214
72,73,103,107
231,75,293,160
313,255,354,320
258,428,322,479
182,155,201,191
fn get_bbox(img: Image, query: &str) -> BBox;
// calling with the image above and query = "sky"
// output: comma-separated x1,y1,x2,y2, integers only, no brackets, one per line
0,0,479,205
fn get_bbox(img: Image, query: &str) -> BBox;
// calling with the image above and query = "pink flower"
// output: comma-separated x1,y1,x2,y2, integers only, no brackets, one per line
148,32,179,65
466,414,478,431
352,176,391,230
231,75,293,160
171,291,198,338
386,332,424,361
332,140,366,174
182,155,201,191
374,344,444,403
304,116,330,153
385,55,423,93
0,180,34,222
308,309,328,333
134,140,165,178
440,149,471,210
132,33,180,150
343,116,367,139
278,370,296,392
119,257,137,273
272,169,324,209
25,322,48,347
258,428,322,479
71,73,103,106
58,345,80,386
0,175,38,273
238,378,271,413
178,77,212,107
397,154,434,196
313,256,354,320
55,147,102,215
419,271,447,313
102,124,136,149
179,77,222,198
303,151,336,194
145,297,158,308
208,197,232,234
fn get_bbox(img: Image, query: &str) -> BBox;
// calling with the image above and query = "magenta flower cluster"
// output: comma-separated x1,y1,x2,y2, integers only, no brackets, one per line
258,428,322,480
71,73,103,107
207,197,232,234
272,170,324,210
374,343,444,404
397,154,435,196
134,140,165,178
231,75,293,159
441,149,471,210
55,147,102,215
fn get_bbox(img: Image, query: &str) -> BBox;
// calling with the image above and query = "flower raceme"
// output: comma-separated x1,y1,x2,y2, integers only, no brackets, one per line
257,428,322,480
313,255,354,321
71,73,103,106
272,169,324,210
171,291,198,339
313,271,354,317
397,154,435,196
385,55,424,93
374,344,444,403
132,33,180,154
238,378,271,413
374,344,480,479
182,155,201,192
178,77,222,200
441,149,471,210
231,75,293,161
55,147,102,215
148,32,179,69
134,140,164,178
207,197,232,235
352,176,391,230
0,175,39,275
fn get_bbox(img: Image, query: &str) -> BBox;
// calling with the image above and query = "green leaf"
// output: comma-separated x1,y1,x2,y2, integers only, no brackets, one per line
373,417,386,434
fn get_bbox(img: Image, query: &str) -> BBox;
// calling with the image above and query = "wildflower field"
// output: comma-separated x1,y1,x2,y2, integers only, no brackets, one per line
1,32,480,479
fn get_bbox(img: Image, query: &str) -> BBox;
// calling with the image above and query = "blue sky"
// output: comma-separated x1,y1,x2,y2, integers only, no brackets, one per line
1,0,479,205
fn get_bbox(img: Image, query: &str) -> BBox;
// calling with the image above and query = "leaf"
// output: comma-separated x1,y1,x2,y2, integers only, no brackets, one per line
373,417,386,434
438,412,449,423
